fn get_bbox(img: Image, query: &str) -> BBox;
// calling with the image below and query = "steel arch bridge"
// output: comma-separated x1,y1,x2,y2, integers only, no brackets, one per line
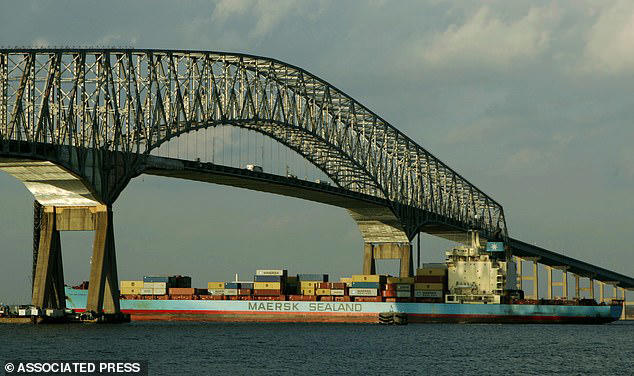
0,48,516,313
0,48,506,240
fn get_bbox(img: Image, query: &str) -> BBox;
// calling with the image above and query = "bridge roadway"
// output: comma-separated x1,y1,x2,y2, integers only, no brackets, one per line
145,155,634,290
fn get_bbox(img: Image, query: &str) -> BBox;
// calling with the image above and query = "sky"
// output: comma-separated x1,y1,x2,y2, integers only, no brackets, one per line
1,0,633,303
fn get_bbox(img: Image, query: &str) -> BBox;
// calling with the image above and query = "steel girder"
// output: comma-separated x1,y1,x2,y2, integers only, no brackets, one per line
0,49,507,238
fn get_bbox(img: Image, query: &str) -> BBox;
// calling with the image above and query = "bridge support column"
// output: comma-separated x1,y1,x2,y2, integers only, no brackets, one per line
599,281,605,303
86,206,120,314
520,258,539,300
515,257,522,291
363,243,413,277
574,275,580,299
547,266,553,299
32,206,66,310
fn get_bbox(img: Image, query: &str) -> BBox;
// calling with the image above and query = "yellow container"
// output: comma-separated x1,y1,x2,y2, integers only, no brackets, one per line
351,275,385,283
316,289,331,296
340,277,352,284
301,288,315,296
254,282,281,290
386,277,415,284
208,282,225,289
120,287,141,295
300,281,320,289
414,283,444,291
120,280,144,288
416,268,447,277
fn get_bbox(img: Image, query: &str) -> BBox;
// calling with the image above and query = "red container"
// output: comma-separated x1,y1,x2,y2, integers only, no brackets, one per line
383,284,397,291
382,290,397,298
169,287,195,295
319,296,334,302
330,282,346,289
334,296,352,302
254,289,282,296
385,298,397,302
238,288,252,296
318,282,330,289
354,296,383,302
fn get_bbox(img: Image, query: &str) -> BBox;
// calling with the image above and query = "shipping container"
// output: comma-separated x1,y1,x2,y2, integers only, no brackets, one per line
382,290,397,298
330,289,346,296
396,291,412,298
225,282,241,289
334,296,352,302
414,290,444,298
207,289,225,295
301,288,315,296
386,277,415,284
253,289,282,296
319,296,334,302
396,284,412,292
414,283,444,290
354,296,383,302
297,274,328,282
169,288,195,295
223,289,238,296
208,282,225,289
240,282,254,289
254,282,281,290
349,288,379,296
416,267,447,277
144,282,167,289
143,276,170,283
120,280,144,288
316,289,331,296
299,281,320,289
256,269,287,276
318,282,330,289
349,281,381,289
238,288,251,296
330,282,346,289
153,288,166,295
414,275,446,283
120,287,142,295
254,275,283,282
140,288,154,295
351,275,386,283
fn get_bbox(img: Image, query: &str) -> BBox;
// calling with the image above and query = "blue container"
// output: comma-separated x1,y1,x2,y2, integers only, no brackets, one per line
143,276,170,283
240,282,254,289
297,274,329,282
350,282,381,289
225,282,241,289
254,275,283,282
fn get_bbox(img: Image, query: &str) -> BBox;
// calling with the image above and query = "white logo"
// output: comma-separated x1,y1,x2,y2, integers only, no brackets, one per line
491,243,498,250
4,362,15,373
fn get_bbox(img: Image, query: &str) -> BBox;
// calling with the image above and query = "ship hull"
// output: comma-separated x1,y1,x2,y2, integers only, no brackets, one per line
65,289,622,324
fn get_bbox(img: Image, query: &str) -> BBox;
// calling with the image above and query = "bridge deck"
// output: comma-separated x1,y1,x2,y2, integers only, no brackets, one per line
509,238,634,289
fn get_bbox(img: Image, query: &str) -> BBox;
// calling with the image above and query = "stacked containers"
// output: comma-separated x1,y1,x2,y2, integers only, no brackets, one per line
207,282,225,295
383,277,414,299
349,275,385,297
298,274,328,296
415,263,448,301
120,280,144,295
253,269,286,296
142,276,169,295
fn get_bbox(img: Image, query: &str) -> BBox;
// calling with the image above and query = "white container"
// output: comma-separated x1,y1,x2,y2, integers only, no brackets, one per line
396,284,412,291
414,290,443,298
349,288,378,296
396,291,411,298
140,288,154,295
208,289,225,295
330,289,345,296
18,309,28,316
29,308,40,316
153,288,166,295
145,282,167,289
256,270,286,276
223,289,238,296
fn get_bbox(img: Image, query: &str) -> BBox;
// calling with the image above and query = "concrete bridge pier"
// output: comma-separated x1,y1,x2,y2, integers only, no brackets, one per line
31,204,120,314
32,205,66,310
363,242,413,277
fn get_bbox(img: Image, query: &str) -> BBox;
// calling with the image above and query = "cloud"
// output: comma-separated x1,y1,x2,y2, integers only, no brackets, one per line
211,0,306,37
416,6,556,69
580,0,634,74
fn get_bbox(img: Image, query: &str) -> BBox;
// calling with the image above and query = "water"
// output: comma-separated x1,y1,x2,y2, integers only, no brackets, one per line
2,322,633,375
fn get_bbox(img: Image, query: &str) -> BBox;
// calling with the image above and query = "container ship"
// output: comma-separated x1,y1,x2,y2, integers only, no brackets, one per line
64,242,623,324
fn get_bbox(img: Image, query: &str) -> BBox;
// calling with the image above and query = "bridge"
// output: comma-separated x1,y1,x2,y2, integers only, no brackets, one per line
0,48,631,315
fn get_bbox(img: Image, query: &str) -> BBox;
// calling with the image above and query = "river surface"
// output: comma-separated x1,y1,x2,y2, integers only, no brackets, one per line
2,321,633,375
